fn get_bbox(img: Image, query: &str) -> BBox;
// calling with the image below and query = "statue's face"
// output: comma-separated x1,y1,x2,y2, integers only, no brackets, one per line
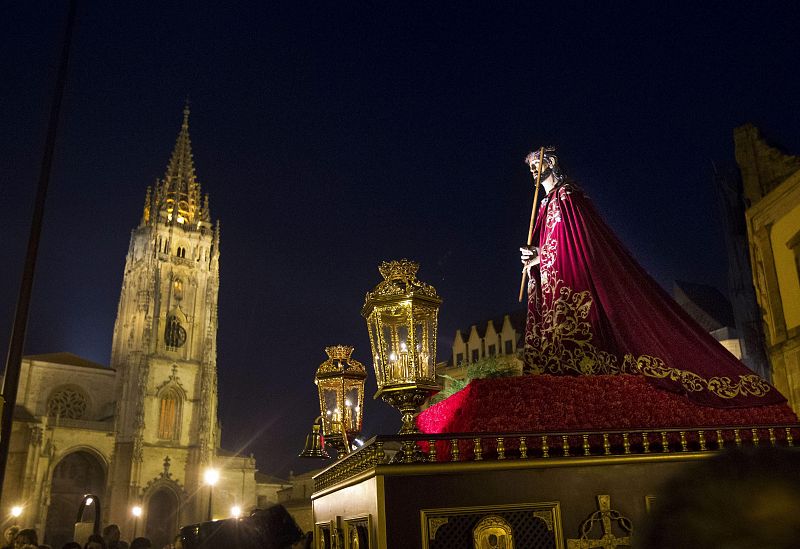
528,155,555,181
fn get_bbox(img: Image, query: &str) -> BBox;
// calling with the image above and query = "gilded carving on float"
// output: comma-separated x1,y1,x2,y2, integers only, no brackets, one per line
533,511,554,531
420,502,563,549
428,518,449,540
566,495,632,549
472,515,513,548
343,515,371,549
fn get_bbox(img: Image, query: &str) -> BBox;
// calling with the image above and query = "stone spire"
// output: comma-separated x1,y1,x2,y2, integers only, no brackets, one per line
735,124,800,206
154,102,203,226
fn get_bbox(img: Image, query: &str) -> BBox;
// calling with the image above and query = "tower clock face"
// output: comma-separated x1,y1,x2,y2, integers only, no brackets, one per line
166,315,187,348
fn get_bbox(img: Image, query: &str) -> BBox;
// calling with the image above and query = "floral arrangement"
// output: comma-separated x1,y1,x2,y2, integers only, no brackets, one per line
418,374,797,434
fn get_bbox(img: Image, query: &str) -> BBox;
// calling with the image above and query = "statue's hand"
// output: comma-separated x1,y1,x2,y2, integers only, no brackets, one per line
520,246,540,270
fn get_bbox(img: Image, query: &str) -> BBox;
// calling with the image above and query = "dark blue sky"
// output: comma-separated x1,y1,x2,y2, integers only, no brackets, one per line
2,2,800,477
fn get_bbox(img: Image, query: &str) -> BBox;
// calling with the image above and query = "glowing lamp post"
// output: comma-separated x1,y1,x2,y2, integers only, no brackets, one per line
203,467,219,521
314,345,367,457
362,260,441,434
131,505,142,538
10,505,22,522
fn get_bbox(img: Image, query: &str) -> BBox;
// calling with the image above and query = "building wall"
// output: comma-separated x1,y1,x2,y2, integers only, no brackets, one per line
277,470,318,533
0,357,117,538
736,124,800,413
0,111,272,545
438,314,524,393
770,200,800,329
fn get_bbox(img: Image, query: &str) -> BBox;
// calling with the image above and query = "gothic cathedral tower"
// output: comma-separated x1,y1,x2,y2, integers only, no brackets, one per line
107,105,220,532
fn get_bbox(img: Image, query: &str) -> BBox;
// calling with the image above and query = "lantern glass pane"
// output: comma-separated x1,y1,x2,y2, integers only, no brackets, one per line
343,386,361,431
370,316,386,386
322,388,341,435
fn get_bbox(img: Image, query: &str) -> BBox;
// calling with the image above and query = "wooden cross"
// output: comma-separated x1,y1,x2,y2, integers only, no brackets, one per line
566,495,632,549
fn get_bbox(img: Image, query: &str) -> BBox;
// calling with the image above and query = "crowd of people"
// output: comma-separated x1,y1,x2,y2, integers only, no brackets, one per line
0,503,308,549
0,524,177,549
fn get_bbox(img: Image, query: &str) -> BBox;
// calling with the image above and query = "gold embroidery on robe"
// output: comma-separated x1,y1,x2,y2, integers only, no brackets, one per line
525,187,771,399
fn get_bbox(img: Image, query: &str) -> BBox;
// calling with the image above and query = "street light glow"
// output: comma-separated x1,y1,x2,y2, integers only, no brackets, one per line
132,505,142,517
10,506,22,517
203,468,220,486
230,505,241,518
85,498,94,506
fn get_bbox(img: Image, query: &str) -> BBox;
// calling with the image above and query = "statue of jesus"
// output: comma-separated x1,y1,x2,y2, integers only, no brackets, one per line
519,147,784,408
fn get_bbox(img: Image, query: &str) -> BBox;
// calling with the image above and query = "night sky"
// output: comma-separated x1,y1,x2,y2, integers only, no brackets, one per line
2,3,800,478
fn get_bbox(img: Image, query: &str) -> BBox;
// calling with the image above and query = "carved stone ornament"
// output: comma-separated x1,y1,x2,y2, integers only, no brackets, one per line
161,456,172,479
473,514,514,549
156,365,186,394
47,388,88,420
30,426,44,446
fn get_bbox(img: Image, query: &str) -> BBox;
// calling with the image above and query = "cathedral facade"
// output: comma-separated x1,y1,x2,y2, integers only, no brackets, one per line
0,107,282,548
735,125,800,414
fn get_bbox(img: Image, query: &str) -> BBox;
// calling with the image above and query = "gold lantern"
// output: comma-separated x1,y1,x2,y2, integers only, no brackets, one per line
362,260,441,434
314,345,367,457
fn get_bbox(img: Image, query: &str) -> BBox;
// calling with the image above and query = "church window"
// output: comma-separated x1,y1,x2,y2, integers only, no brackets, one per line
504,340,513,355
488,344,496,357
176,246,186,258
47,388,88,420
471,349,479,362
456,352,464,365
158,389,181,440
165,315,187,349
173,278,183,301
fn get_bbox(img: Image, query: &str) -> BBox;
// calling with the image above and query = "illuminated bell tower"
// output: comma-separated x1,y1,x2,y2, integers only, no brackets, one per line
108,105,220,529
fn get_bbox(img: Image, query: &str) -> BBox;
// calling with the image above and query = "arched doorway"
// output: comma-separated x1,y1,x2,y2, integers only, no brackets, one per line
45,451,105,548
145,487,180,548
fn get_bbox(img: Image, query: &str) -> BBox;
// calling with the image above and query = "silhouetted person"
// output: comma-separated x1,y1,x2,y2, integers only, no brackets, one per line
60,543,81,549
83,535,106,549
101,525,122,549
128,539,151,549
179,504,302,549
2,526,20,549
638,447,800,548
14,529,38,549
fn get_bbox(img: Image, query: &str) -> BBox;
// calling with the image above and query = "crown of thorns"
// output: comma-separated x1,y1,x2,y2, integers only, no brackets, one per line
524,146,557,165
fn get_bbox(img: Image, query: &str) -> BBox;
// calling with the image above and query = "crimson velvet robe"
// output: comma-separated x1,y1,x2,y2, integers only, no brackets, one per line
523,182,785,408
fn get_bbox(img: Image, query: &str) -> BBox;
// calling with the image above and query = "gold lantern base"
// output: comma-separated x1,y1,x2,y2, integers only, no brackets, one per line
376,384,439,435
324,433,352,459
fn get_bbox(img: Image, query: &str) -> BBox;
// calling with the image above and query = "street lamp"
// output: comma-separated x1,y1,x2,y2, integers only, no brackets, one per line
314,345,367,457
231,505,241,519
362,260,441,434
131,505,142,538
10,505,22,522
203,468,220,521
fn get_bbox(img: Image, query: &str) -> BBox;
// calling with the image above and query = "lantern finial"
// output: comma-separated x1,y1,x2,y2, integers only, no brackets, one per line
324,345,354,360
378,259,419,281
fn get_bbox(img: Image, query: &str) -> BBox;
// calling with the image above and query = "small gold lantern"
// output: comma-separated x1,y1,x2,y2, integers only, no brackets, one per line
315,345,367,457
362,260,441,434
